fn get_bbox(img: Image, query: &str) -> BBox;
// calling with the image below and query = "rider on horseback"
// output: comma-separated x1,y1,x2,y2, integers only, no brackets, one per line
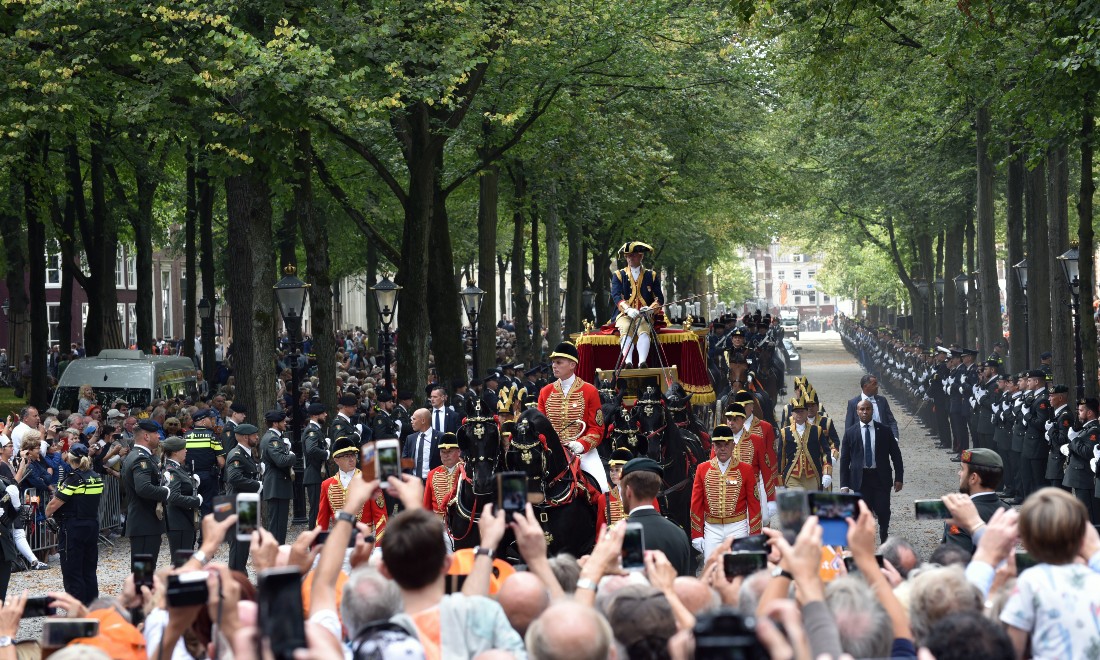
610,241,664,369
537,341,608,492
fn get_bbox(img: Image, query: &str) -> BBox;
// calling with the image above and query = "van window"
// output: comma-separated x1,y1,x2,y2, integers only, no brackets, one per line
53,387,151,413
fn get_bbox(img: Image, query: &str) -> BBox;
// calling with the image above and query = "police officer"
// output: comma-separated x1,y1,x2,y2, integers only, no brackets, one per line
184,409,224,517
44,443,101,605
222,402,247,454
261,410,295,544
121,419,169,568
162,436,201,560
223,423,261,572
303,402,330,529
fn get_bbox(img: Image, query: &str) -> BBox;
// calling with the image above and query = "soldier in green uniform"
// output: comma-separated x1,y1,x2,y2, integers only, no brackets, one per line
303,402,330,530
973,358,1000,451
261,410,295,544
394,390,413,441
121,419,170,568
1021,369,1051,498
1046,385,1072,488
162,436,201,560
330,394,358,444
44,443,102,605
223,423,261,572
184,408,225,517
221,402,247,454
371,390,400,440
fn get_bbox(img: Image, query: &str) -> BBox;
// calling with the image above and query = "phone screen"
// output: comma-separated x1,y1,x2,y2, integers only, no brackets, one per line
808,492,861,520
259,567,307,659
776,489,809,542
497,471,527,514
236,497,259,540
360,443,377,481
622,523,645,570
377,444,400,482
913,499,951,520
723,551,767,578
730,535,767,553
42,619,98,647
22,595,57,618
132,554,154,590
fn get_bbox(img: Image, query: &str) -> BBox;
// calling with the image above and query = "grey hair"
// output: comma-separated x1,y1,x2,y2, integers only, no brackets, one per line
547,553,581,593
908,566,983,645
825,576,893,659
879,536,921,578
737,569,774,616
340,566,404,637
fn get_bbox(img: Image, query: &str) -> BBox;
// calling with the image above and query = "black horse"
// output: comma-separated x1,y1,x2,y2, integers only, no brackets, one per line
605,392,643,456
446,392,503,550
505,408,598,557
633,386,707,535
665,383,710,456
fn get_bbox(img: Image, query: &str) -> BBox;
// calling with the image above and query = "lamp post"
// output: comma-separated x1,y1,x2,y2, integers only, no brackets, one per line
1057,246,1084,399
582,288,595,322
460,285,485,379
915,279,930,341
1012,259,1029,368
197,297,215,385
273,265,310,524
933,278,945,337
953,273,969,345
370,277,401,394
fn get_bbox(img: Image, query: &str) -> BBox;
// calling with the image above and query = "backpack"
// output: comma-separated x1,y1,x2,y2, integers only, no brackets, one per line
349,619,425,660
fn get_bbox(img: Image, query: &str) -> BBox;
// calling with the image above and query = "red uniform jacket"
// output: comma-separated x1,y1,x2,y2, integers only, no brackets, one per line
538,378,604,452
316,472,388,538
690,458,761,540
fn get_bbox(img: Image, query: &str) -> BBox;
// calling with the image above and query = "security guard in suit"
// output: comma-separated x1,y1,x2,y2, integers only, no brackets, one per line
221,402,247,454
44,443,102,605
162,435,201,560
303,402,330,529
1046,385,1072,487
261,410,295,544
121,419,170,568
610,241,664,368
223,423,262,572
184,409,224,517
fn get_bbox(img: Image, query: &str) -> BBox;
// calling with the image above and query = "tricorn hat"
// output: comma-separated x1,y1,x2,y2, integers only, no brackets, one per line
618,241,654,255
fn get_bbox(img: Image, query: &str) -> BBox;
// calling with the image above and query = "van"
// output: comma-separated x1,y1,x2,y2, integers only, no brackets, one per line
51,350,198,413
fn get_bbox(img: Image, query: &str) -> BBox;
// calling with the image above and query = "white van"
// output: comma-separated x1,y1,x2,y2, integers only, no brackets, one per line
51,349,199,412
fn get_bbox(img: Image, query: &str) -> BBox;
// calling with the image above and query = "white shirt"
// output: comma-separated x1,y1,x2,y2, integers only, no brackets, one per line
558,374,576,394
431,406,447,434
630,266,641,280
860,422,877,468
628,504,656,514
415,431,432,478
795,423,806,435
717,458,732,473
862,395,881,423
338,470,355,489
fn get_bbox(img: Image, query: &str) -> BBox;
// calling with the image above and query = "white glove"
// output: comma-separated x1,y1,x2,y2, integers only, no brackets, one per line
1069,428,1081,440
325,450,330,460
1045,420,1054,431
947,376,955,386
626,308,640,319
196,494,203,507
691,537,705,554
821,474,832,489
767,501,777,519
355,423,364,435
993,402,1001,413
1060,443,1070,457
969,398,976,409
259,463,266,475
1091,457,1098,473
1022,405,1031,417
1093,444,1100,459
567,441,585,455
324,437,332,448
192,474,200,488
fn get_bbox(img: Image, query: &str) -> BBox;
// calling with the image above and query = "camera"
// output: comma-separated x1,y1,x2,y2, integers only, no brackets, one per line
693,607,766,659
166,571,210,607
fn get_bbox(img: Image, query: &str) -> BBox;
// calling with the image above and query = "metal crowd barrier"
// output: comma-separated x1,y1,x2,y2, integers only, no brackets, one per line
24,488,55,556
23,474,124,555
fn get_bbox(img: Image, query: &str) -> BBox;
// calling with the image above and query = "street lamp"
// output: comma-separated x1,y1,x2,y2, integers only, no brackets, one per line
1057,246,1084,398
460,284,485,378
273,264,310,524
370,277,401,393
953,273,968,345
197,297,215,385
1012,259,1030,365
559,287,567,323
933,277,945,338
582,288,595,322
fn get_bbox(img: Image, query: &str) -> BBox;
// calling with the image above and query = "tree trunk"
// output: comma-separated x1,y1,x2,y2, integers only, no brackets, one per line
294,131,337,417
975,106,1001,356
0,173,27,369
184,152,197,359
82,125,123,354
224,169,276,427
509,168,530,368
964,203,978,349
366,241,378,350
1046,147,1073,387
426,151,464,393
198,156,217,384
592,231,614,323
1006,143,1026,372
530,201,542,367
476,161,499,379
545,184,562,346
1079,106,1098,398
58,140,82,353
563,214,584,336
1025,160,1051,367
944,218,963,345
24,135,50,407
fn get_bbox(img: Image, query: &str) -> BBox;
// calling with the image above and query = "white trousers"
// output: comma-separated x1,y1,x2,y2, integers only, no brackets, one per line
703,519,749,562
579,449,609,493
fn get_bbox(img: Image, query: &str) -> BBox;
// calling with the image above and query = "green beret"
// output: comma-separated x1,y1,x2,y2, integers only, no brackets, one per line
161,436,187,453
621,457,663,478
961,448,1002,469
235,423,259,435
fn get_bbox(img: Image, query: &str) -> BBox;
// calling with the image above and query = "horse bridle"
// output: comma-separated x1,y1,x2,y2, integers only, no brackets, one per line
459,415,500,497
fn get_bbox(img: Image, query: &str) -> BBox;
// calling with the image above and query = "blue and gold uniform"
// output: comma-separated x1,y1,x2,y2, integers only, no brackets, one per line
610,241,665,368
51,444,102,605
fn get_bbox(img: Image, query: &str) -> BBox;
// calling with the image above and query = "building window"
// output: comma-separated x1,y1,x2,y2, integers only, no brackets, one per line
126,253,137,290
127,304,137,345
777,270,786,280
807,269,816,279
793,270,802,279
115,249,125,288
161,268,173,339
823,294,830,303
117,304,127,345
47,304,61,345
81,304,89,335
46,241,61,287
794,294,802,305
809,292,817,304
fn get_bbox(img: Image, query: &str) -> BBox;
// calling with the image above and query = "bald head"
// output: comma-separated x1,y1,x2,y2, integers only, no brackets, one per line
412,408,431,432
497,572,550,637
673,576,719,615
526,601,613,660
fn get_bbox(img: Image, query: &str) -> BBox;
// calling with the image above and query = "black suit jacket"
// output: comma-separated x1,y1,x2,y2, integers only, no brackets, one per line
428,407,460,435
627,508,692,576
942,491,1006,554
839,421,904,493
402,429,443,479
845,394,900,440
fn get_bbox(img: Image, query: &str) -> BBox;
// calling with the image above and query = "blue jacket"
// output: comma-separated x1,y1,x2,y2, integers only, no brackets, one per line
609,267,664,317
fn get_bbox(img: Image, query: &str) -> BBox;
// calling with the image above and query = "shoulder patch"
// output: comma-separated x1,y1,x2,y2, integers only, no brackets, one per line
595,410,604,426
232,460,240,467
139,461,147,469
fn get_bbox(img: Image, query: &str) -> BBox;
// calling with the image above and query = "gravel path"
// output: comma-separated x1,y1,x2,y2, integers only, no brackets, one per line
791,330,959,561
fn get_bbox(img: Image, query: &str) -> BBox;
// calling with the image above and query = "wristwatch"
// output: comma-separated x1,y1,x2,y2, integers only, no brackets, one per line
575,577,598,591
474,546,494,559
0,636,12,647
771,567,794,581
191,549,209,566
335,511,357,526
